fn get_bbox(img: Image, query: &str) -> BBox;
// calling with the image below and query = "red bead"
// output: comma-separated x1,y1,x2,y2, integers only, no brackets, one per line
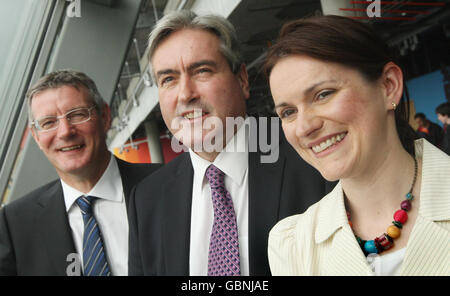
375,234,393,251
401,200,411,211
394,210,408,224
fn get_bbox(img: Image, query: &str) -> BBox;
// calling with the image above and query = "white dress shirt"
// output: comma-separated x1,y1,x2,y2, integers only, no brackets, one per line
189,119,250,276
62,154,128,276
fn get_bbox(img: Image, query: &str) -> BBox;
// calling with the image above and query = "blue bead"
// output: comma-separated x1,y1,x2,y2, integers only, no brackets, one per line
364,240,378,254
406,193,413,200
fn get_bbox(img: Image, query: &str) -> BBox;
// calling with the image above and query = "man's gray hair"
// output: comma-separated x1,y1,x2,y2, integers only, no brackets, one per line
26,69,105,123
147,10,243,80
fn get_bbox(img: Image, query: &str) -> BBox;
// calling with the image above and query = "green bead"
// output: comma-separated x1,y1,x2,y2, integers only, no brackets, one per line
406,192,414,200
356,236,364,247
392,221,403,229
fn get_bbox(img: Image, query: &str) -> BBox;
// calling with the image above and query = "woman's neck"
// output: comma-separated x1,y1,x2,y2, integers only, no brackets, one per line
342,144,417,224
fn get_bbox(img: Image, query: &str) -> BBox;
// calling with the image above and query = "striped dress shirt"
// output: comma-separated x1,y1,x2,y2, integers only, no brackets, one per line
268,139,450,276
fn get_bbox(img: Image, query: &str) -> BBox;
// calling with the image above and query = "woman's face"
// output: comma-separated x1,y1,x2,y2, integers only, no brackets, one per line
269,55,394,181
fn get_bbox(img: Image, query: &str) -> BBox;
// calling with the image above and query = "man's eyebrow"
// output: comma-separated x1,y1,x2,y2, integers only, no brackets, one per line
187,60,217,72
155,60,217,80
155,69,178,80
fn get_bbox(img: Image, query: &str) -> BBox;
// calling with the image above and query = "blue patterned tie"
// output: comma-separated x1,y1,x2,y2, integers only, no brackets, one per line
75,195,111,276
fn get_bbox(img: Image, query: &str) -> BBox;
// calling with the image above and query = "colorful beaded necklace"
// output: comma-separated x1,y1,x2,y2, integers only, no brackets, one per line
346,157,418,255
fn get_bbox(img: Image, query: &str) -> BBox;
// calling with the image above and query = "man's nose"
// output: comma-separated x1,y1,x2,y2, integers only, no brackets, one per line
56,117,76,138
177,75,198,104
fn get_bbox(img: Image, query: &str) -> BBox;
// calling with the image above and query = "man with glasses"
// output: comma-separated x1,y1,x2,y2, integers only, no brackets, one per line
0,70,161,275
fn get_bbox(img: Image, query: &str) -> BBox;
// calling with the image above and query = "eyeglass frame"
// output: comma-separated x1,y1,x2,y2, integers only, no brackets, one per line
30,106,97,132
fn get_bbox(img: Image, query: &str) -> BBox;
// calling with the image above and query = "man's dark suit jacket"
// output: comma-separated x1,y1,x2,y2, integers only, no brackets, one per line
128,120,336,275
0,157,161,275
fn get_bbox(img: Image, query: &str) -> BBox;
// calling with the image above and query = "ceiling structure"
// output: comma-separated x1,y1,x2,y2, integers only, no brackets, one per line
113,0,450,140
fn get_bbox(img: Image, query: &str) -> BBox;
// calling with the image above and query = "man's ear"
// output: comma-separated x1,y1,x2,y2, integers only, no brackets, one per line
381,62,404,110
30,126,43,150
236,64,250,100
101,103,112,133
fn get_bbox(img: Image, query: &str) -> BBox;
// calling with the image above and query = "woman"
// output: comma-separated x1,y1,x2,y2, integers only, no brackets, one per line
264,15,449,276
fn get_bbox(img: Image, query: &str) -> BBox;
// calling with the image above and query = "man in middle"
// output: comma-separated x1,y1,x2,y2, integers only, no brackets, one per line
128,10,334,276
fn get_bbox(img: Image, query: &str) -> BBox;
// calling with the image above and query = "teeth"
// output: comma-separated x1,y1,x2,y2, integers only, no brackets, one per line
61,145,82,152
184,111,205,119
312,133,346,153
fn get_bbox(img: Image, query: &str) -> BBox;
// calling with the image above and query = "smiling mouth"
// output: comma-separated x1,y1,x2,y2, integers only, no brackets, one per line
60,144,84,152
182,110,208,120
311,132,347,153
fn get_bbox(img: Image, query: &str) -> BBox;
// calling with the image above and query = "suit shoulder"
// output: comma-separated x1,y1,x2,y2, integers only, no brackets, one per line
116,157,162,173
2,180,60,214
139,153,189,180
132,154,189,196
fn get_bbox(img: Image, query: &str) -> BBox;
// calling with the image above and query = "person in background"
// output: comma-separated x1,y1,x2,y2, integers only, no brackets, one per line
0,70,161,276
436,102,450,155
414,112,442,147
265,15,449,276
127,10,334,276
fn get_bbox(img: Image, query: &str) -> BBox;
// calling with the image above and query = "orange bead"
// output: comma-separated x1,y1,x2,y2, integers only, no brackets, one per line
387,225,401,238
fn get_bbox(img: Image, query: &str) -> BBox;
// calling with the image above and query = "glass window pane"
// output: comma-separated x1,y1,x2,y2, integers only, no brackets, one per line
0,0,52,166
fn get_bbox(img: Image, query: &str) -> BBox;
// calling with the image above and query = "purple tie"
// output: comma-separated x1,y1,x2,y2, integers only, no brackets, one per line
205,164,241,276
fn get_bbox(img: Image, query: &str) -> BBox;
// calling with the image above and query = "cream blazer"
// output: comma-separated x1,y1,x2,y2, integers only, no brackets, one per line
268,139,450,276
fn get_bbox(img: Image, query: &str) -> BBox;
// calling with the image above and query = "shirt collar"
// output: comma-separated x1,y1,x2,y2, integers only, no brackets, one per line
189,117,249,186
314,181,348,244
62,154,123,212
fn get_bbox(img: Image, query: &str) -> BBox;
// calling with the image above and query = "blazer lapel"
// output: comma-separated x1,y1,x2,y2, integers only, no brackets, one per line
401,140,450,275
400,216,450,275
248,119,285,275
162,154,194,275
315,184,372,275
321,227,373,275
37,182,76,275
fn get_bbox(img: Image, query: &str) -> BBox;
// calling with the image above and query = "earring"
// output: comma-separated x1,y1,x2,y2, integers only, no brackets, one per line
391,102,397,110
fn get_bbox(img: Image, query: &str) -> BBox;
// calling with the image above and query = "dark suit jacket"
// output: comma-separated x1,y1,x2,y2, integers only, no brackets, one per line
0,157,161,276
128,119,336,275
442,125,450,155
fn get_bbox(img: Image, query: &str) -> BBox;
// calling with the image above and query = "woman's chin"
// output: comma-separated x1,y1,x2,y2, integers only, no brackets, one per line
317,166,345,182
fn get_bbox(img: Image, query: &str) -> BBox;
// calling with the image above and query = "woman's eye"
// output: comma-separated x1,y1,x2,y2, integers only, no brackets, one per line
316,89,334,101
279,108,296,119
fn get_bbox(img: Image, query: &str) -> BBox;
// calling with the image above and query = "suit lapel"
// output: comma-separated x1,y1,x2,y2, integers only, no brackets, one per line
162,154,193,275
248,119,285,275
116,157,133,205
37,182,76,275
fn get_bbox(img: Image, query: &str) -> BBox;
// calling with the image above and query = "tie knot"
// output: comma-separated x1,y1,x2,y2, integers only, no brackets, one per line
205,165,225,188
75,195,96,215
